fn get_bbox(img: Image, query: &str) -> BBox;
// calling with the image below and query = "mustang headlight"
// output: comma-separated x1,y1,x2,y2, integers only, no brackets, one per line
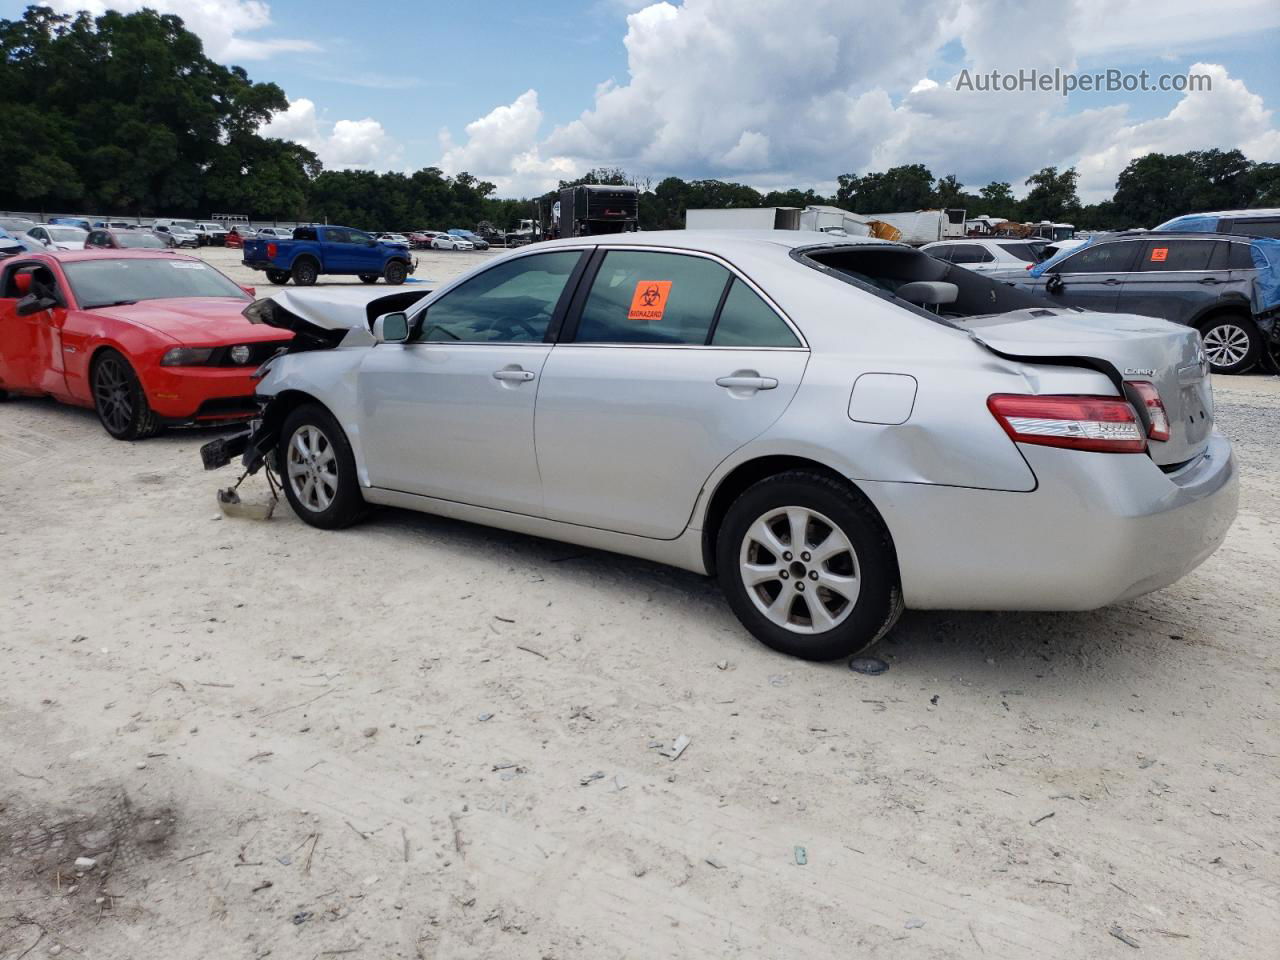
160,347,215,366
229,344,252,365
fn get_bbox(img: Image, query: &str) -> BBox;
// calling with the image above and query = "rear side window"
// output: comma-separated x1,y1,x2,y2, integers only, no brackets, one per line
415,250,581,343
945,244,994,264
1136,239,1214,272
997,243,1039,263
925,245,954,262
574,251,730,344
710,279,800,347
1055,241,1139,274
1208,241,1256,271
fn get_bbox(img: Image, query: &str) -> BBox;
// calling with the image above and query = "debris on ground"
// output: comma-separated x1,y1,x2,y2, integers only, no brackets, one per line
659,735,691,761
794,846,807,865
1109,925,1141,948
849,657,889,675
579,771,606,786
905,917,925,929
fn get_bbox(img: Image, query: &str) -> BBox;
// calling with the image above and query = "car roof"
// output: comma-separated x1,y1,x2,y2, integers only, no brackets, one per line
20,249,191,264
1172,207,1280,219
924,238,1036,245
534,229,889,256
1099,230,1250,242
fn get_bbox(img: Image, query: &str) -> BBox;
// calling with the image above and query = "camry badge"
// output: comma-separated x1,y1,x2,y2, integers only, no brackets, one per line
1124,367,1155,377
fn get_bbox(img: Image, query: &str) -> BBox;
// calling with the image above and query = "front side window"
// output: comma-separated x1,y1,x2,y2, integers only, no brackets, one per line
1135,239,1214,272
574,250,730,344
947,244,993,264
414,250,582,344
997,243,1040,263
347,230,372,245
1054,241,1138,274
710,278,800,347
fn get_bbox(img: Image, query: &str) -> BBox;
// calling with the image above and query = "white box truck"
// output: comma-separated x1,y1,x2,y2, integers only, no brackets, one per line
685,207,803,230
864,209,967,245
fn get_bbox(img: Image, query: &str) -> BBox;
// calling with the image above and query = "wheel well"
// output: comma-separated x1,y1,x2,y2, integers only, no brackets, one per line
700,456,881,574
292,255,319,271
1191,304,1253,331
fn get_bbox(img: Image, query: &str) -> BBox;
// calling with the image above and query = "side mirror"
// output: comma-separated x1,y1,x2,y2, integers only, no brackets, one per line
1045,274,1065,294
373,311,409,344
15,293,58,317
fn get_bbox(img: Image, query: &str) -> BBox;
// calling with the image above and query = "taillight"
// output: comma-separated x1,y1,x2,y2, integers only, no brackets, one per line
266,242,278,258
1126,381,1170,442
987,394,1147,453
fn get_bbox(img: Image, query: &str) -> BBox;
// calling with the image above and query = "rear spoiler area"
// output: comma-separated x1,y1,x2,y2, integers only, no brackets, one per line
243,287,432,350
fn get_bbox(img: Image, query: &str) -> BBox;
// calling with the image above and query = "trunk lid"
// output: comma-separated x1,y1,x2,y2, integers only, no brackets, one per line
964,307,1213,466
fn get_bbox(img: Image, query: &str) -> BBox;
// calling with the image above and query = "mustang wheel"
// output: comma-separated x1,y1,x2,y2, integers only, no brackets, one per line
266,269,290,285
91,349,161,441
279,404,368,529
291,258,319,286
1200,316,1259,374
358,273,379,284
717,471,902,661
384,260,408,285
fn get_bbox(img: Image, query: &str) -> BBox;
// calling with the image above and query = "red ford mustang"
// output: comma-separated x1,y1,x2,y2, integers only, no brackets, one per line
0,250,291,439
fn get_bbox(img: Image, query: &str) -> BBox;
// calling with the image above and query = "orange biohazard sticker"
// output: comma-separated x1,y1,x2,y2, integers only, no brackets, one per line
627,281,672,322
1150,247,1168,262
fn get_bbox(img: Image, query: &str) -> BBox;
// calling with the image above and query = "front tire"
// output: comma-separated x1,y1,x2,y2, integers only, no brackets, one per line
91,349,162,441
1200,315,1260,374
716,471,902,661
266,269,290,285
278,404,368,529
291,258,319,286
384,260,408,285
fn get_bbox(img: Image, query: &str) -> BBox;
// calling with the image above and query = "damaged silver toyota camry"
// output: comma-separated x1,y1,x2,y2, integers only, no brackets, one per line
202,231,1238,661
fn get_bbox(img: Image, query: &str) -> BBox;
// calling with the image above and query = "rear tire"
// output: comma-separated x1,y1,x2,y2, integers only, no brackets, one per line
384,260,408,285
291,258,319,286
91,349,162,441
1199,314,1260,374
266,269,290,285
278,403,368,529
358,273,379,284
716,471,902,661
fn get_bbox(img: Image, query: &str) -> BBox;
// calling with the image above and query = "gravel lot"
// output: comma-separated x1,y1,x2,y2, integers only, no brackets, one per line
1,252,1277,958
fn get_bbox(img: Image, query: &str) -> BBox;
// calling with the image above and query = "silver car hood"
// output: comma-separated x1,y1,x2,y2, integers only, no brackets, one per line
963,308,1213,467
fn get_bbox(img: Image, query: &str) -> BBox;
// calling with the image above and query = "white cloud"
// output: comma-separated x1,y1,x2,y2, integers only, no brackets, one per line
45,0,317,61
262,98,402,171
435,0,1280,201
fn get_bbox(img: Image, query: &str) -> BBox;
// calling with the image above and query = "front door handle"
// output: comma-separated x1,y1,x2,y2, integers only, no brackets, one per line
716,374,778,391
1198,277,1222,285
1101,278,1121,285
493,367,535,382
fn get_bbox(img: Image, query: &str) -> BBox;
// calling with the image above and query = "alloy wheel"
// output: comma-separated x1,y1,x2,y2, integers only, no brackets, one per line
93,355,134,435
739,506,860,634
286,424,339,512
1202,323,1252,369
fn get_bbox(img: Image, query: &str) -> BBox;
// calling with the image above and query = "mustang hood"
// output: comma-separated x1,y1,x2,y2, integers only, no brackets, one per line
91,298,290,345
244,287,431,348
964,307,1213,467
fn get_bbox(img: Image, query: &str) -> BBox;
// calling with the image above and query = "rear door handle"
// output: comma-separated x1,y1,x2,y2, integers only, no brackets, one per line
1198,277,1222,285
493,368,535,382
1101,278,1121,285
716,375,778,391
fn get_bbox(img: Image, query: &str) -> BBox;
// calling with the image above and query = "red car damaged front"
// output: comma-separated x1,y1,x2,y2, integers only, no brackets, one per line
0,250,292,439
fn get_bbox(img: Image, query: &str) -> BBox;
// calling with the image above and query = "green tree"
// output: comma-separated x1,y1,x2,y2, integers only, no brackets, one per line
1021,166,1081,223
976,181,1019,221
835,164,935,213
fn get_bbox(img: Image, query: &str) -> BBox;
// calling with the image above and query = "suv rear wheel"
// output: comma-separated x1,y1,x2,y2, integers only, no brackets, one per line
1200,314,1260,374
716,471,903,661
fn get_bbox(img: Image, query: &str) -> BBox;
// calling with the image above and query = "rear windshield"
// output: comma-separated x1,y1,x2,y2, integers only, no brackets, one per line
64,258,248,308
797,243,1048,325
997,242,1041,263
115,232,168,249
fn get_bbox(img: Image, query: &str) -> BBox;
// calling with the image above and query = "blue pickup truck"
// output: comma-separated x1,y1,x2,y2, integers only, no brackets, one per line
242,225,416,286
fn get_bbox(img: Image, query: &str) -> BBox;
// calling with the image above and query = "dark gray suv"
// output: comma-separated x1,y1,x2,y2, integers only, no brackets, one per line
1018,232,1263,373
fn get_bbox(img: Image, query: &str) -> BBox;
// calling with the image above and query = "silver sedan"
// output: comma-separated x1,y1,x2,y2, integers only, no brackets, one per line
208,231,1238,660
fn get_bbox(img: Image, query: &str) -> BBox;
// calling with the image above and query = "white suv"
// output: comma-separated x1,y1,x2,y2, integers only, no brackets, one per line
921,238,1044,277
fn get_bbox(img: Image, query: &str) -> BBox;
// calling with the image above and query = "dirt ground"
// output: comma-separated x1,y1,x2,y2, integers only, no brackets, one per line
1,255,1277,958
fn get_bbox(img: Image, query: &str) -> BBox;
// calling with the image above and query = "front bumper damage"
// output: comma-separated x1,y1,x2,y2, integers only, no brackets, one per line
199,400,284,474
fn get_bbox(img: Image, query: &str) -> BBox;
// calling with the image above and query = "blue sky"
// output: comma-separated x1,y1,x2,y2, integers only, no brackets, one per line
7,0,1280,199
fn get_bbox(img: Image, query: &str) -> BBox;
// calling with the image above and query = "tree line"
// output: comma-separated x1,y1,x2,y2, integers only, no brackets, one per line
4,5,1279,233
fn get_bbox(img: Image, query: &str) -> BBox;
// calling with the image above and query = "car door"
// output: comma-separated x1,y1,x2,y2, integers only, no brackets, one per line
536,248,809,540
357,248,587,513
1027,239,1139,312
0,261,72,397
1116,238,1218,325
344,229,382,273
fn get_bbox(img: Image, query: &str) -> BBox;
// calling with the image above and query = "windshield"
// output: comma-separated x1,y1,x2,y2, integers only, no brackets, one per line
115,232,167,249
64,258,249,308
171,221,197,231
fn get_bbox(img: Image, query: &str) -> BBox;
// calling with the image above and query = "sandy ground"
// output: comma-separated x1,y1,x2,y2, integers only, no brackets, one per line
1,266,1278,957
